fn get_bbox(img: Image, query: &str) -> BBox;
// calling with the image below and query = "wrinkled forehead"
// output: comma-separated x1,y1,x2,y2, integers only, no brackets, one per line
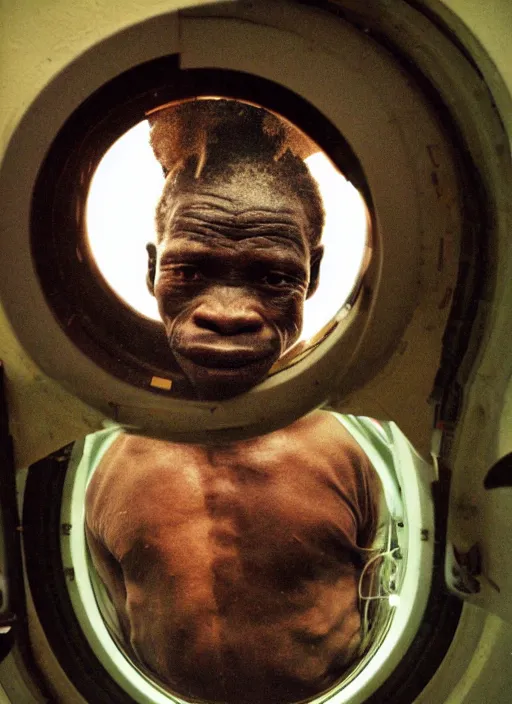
170,169,309,220
159,179,311,257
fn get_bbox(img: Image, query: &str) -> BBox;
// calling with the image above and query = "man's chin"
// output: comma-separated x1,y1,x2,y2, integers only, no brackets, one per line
175,354,277,401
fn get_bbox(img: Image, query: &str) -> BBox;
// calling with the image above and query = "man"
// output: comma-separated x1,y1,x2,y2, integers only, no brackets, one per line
85,100,382,703
85,413,381,702
145,99,324,400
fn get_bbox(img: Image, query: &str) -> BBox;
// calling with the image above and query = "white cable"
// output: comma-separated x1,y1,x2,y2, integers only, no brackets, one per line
358,547,401,602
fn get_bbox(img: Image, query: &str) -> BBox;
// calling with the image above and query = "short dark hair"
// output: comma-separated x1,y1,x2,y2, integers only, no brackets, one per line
148,99,325,247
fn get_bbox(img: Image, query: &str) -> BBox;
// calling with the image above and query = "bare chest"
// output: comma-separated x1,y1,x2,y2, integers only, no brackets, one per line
105,437,356,582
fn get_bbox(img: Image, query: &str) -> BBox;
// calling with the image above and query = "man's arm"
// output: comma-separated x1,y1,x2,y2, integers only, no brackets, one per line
320,413,383,553
84,453,131,641
355,448,383,552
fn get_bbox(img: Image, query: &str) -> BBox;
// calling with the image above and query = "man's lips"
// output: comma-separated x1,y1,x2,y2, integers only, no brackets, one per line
176,343,276,370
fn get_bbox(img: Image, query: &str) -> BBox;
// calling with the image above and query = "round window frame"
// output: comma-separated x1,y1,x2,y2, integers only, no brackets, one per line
46,417,446,704
0,0,462,445
31,62,372,400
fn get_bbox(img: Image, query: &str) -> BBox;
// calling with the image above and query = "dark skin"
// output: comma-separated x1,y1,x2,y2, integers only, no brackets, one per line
85,411,381,703
85,160,381,701
146,171,323,400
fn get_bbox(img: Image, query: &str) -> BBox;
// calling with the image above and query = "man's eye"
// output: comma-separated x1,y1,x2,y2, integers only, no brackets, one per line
261,272,296,288
170,265,202,282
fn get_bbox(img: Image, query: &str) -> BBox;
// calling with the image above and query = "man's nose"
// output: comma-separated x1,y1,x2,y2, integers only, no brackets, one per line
192,294,265,336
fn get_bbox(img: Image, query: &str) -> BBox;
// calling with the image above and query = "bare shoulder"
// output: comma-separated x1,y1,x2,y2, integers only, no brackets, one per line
293,411,380,492
87,434,148,487
85,433,174,514
287,410,366,458
90,433,178,479
85,431,198,550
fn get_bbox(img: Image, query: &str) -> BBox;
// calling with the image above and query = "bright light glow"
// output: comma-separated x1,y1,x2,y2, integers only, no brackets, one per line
388,593,401,607
86,122,164,320
86,121,369,342
303,152,368,341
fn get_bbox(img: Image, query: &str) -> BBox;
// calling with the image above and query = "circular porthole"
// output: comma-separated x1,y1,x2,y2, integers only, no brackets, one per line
0,0,464,443
22,415,461,704
32,80,371,401
85,116,369,346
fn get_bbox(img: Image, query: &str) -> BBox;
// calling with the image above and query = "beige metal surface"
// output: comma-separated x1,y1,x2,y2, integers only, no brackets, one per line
421,0,512,625
1,1,512,699
0,0,464,466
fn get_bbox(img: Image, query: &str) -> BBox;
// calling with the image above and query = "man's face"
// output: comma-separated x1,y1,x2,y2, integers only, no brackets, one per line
147,174,323,400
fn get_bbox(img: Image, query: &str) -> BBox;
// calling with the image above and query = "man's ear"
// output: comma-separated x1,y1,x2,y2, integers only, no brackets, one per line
306,245,324,299
146,243,157,296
